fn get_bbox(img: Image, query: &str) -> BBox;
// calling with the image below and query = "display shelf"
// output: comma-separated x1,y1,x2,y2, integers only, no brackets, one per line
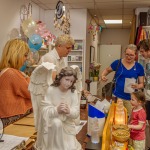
67,39,85,86
67,39,84,72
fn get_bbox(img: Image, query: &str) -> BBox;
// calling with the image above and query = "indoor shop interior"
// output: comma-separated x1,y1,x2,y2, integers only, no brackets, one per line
0,0,150,150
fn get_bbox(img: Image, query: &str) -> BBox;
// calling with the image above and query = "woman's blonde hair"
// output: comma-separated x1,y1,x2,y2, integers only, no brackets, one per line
55,34,75,47
0,39,29,70
125,44,137,54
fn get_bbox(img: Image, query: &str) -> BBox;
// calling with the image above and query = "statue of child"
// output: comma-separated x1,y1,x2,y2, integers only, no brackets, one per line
35,67,82,150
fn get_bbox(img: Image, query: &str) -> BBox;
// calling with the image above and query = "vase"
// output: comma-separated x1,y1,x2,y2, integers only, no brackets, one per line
90,76,93,81
93,76,99,81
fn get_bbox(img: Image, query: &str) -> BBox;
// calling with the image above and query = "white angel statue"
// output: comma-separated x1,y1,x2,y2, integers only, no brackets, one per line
70,65,82,125
28,62,56,130
29,64,82,150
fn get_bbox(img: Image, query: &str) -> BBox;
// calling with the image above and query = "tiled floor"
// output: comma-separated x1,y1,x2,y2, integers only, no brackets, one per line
146,124,150,150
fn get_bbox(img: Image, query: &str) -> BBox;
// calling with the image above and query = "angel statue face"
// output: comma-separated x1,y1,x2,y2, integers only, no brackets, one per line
59,75,75,91
52,67,77,92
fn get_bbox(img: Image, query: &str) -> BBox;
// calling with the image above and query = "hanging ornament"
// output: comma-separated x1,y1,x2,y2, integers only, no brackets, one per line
53,1,71,34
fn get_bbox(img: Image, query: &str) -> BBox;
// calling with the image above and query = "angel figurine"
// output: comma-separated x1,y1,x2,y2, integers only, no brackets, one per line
29,65,82,150
70,65,82,125
28,62,56,130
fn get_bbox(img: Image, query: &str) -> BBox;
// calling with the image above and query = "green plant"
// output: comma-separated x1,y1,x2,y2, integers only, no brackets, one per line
89,62,101,77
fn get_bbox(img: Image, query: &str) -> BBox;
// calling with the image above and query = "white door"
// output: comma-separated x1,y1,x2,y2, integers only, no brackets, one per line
99,45,121,96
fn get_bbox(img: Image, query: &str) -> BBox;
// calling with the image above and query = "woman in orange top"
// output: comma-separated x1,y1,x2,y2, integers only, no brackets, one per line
0,39,32,127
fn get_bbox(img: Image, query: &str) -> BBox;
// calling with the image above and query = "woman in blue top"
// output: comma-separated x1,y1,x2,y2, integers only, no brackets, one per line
101,44,144,116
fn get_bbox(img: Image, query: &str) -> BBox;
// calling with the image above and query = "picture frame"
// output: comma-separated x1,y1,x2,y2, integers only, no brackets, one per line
90,46,95,63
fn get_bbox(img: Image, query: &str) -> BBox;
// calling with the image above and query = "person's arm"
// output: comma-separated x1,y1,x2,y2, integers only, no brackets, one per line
128,121,144,130
131,76,144,89
8,69,31,99
100,66,113,82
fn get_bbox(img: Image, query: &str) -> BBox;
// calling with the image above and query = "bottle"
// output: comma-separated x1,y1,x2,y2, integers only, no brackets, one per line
80,91,87,109
91,117,100,144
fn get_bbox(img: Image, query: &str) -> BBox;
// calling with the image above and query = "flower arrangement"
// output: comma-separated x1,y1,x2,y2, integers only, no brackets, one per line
89,62,101,77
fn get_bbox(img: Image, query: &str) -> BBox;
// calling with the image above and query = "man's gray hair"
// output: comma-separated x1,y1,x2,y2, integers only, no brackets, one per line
55,34,75,47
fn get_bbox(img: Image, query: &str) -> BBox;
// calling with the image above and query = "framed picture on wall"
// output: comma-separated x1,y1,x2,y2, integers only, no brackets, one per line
90,46,95,63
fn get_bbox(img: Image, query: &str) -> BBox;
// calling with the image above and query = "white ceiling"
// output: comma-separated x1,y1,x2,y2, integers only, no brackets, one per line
31,0,150,29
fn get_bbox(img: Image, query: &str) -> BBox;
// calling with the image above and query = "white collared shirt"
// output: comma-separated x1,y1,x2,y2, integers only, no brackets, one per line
38,48,66,73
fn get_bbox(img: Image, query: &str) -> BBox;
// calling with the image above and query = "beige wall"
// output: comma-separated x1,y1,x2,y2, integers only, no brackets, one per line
0,0,44,59
100,28,131,57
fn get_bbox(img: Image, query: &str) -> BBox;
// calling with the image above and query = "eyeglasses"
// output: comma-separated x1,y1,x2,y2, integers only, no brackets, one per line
125,53,135,58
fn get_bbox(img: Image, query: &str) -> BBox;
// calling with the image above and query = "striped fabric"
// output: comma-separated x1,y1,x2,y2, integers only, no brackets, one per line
2,109,32,127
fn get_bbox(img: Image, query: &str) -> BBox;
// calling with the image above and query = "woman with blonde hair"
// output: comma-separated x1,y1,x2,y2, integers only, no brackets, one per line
0,39,32,127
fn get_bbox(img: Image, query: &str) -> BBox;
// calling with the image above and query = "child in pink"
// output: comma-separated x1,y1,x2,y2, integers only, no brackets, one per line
128,91,146,150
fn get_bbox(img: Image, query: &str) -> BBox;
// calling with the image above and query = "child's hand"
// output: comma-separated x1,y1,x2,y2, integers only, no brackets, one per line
128,124,132,129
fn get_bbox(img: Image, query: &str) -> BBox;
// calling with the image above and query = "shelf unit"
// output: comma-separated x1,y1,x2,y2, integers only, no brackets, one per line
67,39,84,72
67,39,85,87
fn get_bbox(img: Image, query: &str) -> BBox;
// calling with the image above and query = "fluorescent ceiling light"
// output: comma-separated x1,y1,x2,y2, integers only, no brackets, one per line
104,20,122,24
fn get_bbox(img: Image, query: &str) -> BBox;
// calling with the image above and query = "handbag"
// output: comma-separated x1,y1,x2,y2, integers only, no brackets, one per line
102,59,121,98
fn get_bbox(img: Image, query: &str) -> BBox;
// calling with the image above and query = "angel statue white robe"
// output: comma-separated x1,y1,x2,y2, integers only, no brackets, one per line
35,86,82,150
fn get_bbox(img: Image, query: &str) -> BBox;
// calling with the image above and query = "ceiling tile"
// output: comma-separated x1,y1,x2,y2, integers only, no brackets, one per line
123,19,132,24
123,15,133,20
105,24,123,29
66,0,93,2
31,0,150,29
95,0,122,2
68,3,93,9
96,2,122,9
123,9,134,15
102,15,123,20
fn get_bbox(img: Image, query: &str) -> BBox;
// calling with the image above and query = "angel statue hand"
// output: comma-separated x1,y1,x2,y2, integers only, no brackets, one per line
57,103,68,114
57,103,65,114
62,103,70,114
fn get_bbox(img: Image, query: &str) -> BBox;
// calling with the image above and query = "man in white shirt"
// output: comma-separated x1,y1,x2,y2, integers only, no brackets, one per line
39,34,75,78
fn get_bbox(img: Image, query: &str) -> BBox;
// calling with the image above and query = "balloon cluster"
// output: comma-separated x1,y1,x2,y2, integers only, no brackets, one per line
36,21,56,45
21,18,56,67
21,17,43,66
22,17,37,38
